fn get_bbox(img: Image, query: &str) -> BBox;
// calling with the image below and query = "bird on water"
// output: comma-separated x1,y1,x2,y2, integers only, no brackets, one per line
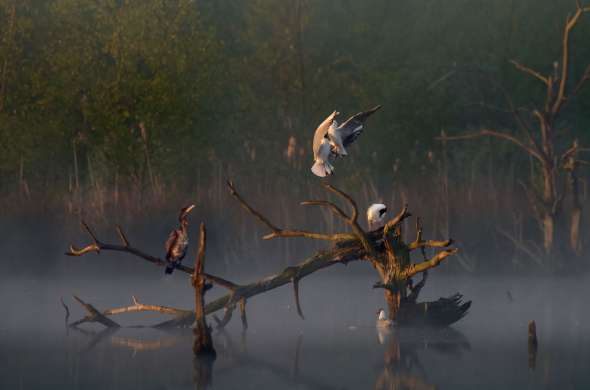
376,308,394,328
164,204,195,274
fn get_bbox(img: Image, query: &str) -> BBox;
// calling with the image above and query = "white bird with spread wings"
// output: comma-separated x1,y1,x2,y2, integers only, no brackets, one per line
311,105,381,177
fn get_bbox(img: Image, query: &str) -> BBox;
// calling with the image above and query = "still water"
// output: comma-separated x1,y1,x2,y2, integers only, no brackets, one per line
1,270,588,389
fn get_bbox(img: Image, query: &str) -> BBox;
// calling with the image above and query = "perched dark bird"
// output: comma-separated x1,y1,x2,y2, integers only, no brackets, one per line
164,204,195,274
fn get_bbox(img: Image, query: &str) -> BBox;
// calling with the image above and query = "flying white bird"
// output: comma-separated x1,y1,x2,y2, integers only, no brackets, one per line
367,203,387,230
311,106,381,177
327,105,381,157
311,111,339,177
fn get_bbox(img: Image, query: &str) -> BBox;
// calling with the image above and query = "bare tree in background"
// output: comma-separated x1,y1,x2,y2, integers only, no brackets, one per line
441,2,590,263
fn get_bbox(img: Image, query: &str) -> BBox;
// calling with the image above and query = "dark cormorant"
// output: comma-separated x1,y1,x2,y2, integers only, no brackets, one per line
164,204,195,274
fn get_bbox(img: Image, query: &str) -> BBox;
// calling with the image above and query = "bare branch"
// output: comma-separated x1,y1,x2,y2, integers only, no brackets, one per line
300,200,349,222
572,64,590,95
407,271,428,302
408,216,452,250
103,296,192,317
322,183,359,223
304,183,375,256
552,5,590,115
408,239,453,251
66,243,100,256
403,248,459,278
438,129,545,162
60,297,70,325
292,277,304,319
228,180,355,242
70,295,121,328
116,225,130,247
81,220,100,246
202,246,363,317
212,306,235,330
66,222,239,291
239,298,248,330
383,205,412,235
227,180,280,233
509,60,549,85
496,227,546,268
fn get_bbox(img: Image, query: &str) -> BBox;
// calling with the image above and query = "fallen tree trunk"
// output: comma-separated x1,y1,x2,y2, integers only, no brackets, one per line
66,181,469,330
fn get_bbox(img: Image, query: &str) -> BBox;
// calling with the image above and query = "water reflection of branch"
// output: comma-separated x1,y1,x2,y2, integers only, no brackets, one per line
69,326,120,353
292,333,303,379
110,335,180,356
193,354,215,390
216,330,339,390
375,328,470,390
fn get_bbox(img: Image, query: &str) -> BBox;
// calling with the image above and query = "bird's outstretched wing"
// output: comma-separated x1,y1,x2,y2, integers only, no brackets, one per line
312,111,339,158
337,105,381,148
165,230,179,260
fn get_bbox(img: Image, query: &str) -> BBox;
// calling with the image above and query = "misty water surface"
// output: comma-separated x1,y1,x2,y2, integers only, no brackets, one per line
1,265,589,389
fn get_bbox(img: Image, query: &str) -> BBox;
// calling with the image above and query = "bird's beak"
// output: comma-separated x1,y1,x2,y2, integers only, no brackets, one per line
186,204,196,213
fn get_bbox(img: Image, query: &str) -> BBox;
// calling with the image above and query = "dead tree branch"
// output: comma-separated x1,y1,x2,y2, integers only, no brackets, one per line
66,222,238,291
66,181,462,328
437,129,545,162
403,248,459,278
509,60,549,85
228,180,356,241
69,295,121,328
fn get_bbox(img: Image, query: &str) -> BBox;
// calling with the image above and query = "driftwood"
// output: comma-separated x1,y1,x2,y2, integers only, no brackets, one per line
66,181,468,331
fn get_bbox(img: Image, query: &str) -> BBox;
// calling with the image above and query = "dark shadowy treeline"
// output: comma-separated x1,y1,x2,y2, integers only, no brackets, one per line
0,0,589,274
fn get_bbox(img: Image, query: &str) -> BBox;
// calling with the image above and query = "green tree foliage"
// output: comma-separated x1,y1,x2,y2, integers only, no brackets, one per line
0,0,588,195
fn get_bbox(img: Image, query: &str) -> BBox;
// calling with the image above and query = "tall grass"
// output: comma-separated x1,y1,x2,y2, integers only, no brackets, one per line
2,142,588,276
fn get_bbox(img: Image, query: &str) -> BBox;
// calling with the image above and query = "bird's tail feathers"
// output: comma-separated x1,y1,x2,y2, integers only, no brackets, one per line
311,161,334,177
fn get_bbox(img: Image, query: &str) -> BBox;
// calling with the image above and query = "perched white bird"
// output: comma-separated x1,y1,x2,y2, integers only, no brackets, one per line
327,105,381,157
311,111,339,177
367,203,387,230
376,308,394,328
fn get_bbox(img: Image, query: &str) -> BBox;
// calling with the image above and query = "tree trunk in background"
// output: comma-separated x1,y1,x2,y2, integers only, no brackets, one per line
564,144,583,256
0,2,16,111
541,163,556,254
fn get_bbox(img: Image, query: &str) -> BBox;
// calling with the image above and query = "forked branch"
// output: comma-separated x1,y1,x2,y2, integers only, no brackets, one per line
509,60,549,85
403,248,459,278
438,129,544,162
66,221,238,291
228,180,356,242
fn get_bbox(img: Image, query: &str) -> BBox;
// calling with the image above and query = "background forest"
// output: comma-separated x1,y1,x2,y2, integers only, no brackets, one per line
1,0,589,275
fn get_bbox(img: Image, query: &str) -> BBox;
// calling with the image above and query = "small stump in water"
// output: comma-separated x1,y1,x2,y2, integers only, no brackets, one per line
192,223,217,358
528,320,538,369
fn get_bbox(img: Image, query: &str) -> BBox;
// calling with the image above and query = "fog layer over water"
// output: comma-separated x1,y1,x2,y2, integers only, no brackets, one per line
1,265,589,389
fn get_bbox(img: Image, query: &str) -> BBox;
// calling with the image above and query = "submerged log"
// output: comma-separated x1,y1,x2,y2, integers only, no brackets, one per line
528,320,538,370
